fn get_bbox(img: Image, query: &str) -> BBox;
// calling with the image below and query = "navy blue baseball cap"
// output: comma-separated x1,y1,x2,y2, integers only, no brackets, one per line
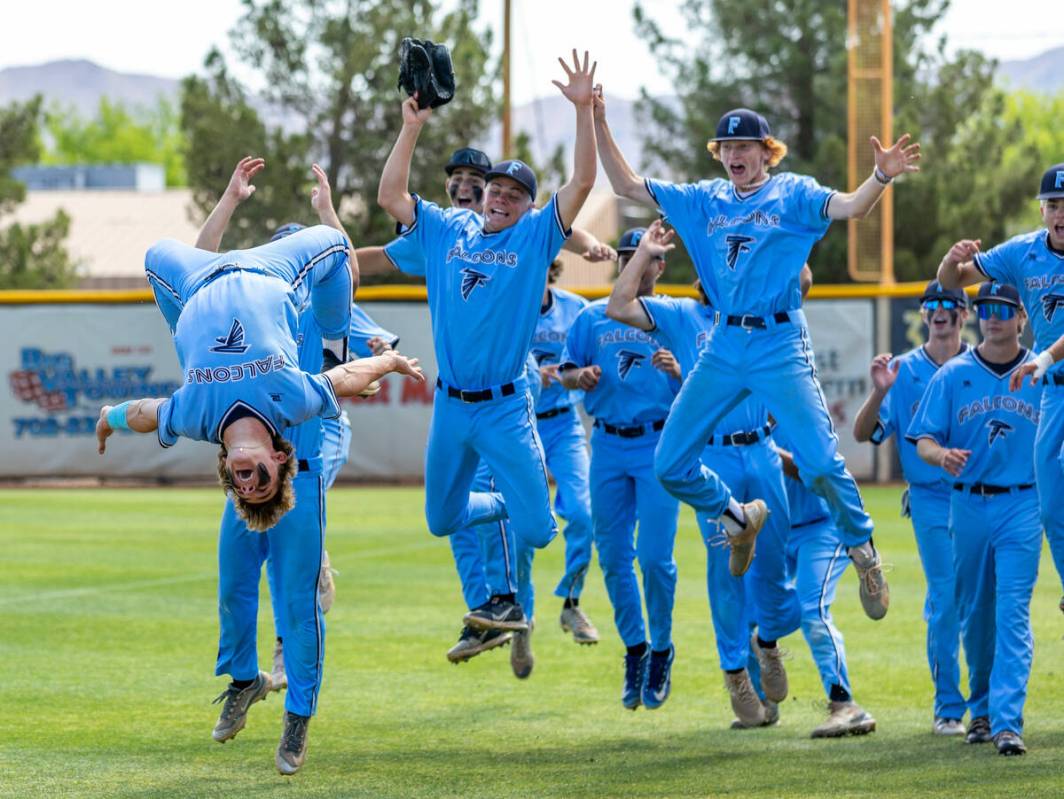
920,279,968,307
270,222,305,242
617,227,646,254
711,108,772,142
1037,162,1064,200
445,147,492,176
974,281,1021,307
484,159,537,200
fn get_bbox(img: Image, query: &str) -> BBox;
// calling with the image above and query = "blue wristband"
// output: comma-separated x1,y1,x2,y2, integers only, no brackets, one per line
106,402,132,431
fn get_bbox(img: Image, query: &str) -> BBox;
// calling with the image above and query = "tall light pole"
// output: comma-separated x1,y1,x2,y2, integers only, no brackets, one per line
501,0,513,158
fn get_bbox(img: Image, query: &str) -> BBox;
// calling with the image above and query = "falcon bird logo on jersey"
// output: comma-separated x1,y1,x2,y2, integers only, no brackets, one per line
617,350,646,380
459,268,491,300
987,419,1014,445
210,319,249,354
1042,293,1064,322
725,234,755,270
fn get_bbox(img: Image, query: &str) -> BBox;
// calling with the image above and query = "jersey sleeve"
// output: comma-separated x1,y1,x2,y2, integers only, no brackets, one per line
560,309,592,370
383,234,427,277
643,179,705,243
525,194,573,266
905,370,951,447
155,393,182,448
972,238,1022,284
298,373,342,423
637,296,685,348
788,174,835,233
393,195,449,276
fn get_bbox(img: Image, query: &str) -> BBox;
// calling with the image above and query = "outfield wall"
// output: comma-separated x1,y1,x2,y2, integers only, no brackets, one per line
0,285,909,481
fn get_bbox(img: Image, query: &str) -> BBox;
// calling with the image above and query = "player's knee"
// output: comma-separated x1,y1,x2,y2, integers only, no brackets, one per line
425,505,460,537
513,522,556,550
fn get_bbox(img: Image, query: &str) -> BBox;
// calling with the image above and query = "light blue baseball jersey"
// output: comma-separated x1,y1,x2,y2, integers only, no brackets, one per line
157,271,341,446
644,174,835,316
348,302,399,357
639,295,771,434
393,195,570,389
974,230,1064,374
561,299,679,426
906,349,1042,486
871,345,968,487
531,287,588,413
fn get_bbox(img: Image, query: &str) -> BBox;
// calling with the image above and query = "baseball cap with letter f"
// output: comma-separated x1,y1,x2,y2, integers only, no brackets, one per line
1037,162,1064,200
711,108,772,142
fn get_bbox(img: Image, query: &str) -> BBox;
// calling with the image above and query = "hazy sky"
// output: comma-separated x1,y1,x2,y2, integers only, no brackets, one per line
2,0,1061,104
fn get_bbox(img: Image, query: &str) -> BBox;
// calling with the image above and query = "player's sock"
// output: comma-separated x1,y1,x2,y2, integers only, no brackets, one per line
829,684,852,703
650,648,671,660
626,642,648,658
231,678,254,690
756,637,777,650
563,597,579,609
720,498,747,536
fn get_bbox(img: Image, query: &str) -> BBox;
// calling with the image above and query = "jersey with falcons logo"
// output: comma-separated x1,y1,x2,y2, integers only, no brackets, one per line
560,299,678,427
906,348,1042,487
973,229,1064,378
459,268,490,300
530,287,589,414
210,319,249,354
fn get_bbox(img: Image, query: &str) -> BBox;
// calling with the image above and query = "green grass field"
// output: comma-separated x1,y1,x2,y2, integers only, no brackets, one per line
3,485,1064,798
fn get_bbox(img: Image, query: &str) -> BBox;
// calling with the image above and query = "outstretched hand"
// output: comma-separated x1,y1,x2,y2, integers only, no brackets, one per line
96,406,114,455
389,353,425,382
870,353,900,392
942,239,982,267
552,49,597,107
1010,361,1043,392
310,163,334,215
592,83,606,121
582,242,617,263
223,156,265,204
636,218,676,260
401,95,433,127
871,134,921,179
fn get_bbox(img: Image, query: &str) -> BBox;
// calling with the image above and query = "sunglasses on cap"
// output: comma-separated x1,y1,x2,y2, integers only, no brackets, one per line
975,302,1016,321
922,299,958,311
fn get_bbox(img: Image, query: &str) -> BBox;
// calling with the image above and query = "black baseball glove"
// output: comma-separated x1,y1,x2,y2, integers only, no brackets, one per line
398,37,455,109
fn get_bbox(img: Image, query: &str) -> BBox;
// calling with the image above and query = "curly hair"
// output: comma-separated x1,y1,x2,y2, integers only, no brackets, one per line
216,433,298,532
706,136,788,168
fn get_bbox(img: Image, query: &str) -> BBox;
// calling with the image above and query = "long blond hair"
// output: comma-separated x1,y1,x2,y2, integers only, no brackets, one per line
216,434,298,532
706,136,788,168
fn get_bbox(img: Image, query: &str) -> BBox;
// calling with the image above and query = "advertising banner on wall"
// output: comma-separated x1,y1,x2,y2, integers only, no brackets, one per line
1,298,876,480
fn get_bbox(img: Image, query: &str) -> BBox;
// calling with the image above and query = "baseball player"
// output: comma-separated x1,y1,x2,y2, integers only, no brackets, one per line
376,50,598,633
908,282,1042,757
510,259,600,678
594,92,921,619
604,219,797,725
361,146,610,666
852,280,970,735
937,163,1064,604
560,226,681,710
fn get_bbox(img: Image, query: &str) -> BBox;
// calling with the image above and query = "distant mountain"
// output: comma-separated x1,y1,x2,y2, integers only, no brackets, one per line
0,59,178,113
997,46,1064,94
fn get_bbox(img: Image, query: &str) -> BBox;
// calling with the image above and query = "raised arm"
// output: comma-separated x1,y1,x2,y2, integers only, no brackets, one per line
326,351,424,399
606,219,674,331
852,354,899,442
937,239,986,289
378,97,433,228
827,135,921,220
194,156,265,251
96,398,166,454
593,84,655,207
353,246,398,276
310,163,359,293
552,50,597,231
564,226,617,262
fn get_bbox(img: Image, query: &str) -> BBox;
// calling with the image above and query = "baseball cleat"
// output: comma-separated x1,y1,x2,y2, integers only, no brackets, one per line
762,700,780,726
318,550,337,614
510,619,535,679
965,716,993,744
727,500,768,577
850,544,890,620
270,639,287,692
750,633,788,703
725,669,766,729
211,670,271,743
994,730,1026,756
810,701,876,738
464,596,529,632
622,650,649,710
642,645,675,710
560,605,599,645
275,710,311,775
446,626,512,663
933,717,965,736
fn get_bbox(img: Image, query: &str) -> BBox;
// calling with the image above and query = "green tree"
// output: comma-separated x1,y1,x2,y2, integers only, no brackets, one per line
43,97,187,187
629,0,1037,283
0,97,77,289
181,0,498,260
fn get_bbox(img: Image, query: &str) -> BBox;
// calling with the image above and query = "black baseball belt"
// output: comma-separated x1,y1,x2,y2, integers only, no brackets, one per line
952,482,1035,496
712,310,794,330
536,405,572,421
595,419,666,438
436,377,517,403
707,423,774,447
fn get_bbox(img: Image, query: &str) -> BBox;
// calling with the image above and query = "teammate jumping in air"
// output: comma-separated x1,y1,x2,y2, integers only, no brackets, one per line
594,91,921,621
